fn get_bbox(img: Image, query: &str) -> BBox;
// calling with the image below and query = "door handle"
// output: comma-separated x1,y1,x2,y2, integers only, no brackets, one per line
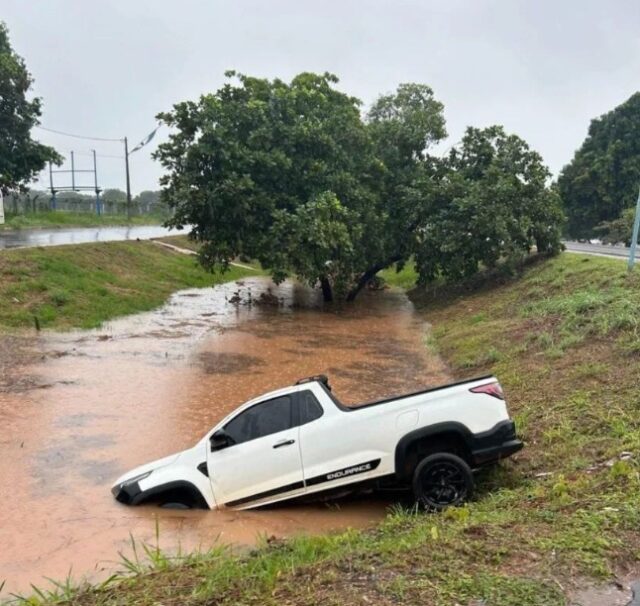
273,439,295,449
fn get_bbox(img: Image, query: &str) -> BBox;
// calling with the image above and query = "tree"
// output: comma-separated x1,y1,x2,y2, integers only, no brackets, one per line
134,190,160,206
101,188,127,204
413,126,563,283
0,22,60,194
156,73,447,301
557,92,640,239
353,83,447,299
156,72,562,301
594,207,634,245
133,190,170,216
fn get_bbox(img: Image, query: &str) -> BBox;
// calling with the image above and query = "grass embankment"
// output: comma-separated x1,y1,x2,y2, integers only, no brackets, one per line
0,211,165,230
18,253,640,605
154,234,200,252
0,241,261,330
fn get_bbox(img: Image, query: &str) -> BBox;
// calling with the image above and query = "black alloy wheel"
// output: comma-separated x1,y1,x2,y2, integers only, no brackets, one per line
412,452,474,510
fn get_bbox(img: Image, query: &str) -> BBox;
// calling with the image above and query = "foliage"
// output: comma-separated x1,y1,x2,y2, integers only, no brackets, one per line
594,206,635,245
156,72,562,300
267,191,361,299
558,92,640,238
414,126,564,284
156,71,383,301
360,83,448,298
101,188,127,204
0,21,60,193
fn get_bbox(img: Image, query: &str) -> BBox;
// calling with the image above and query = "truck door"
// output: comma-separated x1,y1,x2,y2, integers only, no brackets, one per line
207,395,304,508
297,389,385,492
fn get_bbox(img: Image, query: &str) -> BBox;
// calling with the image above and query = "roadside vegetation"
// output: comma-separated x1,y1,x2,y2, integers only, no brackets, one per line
0,21,60,195
558,92,640,240
1,211,165,230
18,252,640,605
0,240,261,330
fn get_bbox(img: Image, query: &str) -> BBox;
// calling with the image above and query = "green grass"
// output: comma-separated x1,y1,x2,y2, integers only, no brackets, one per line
0,240,262,330
378,261,418,291
154,234,200,252
0,211,165,230
14,252,640,605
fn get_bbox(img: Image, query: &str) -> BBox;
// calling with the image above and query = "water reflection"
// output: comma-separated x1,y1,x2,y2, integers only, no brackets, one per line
0,225,182,250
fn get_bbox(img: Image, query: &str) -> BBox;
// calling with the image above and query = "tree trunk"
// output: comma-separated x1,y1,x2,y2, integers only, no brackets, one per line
320,276,333,302
346,255,404,302
346,265,382,302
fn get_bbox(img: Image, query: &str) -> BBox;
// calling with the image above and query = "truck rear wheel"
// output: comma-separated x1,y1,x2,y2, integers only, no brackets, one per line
412,452,474,510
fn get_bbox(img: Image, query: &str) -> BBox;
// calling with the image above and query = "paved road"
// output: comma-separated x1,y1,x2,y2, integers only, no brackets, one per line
564,240,630,260
0,225,185,250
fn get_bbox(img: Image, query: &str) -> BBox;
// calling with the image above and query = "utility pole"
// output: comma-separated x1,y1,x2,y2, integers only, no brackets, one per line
0,188,4,225
70,150,75,191
49,162,57,210
628,186,640,271
124,136,132,220
92,149,101,216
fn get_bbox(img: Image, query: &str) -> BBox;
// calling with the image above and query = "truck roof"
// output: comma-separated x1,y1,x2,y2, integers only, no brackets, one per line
295,374,331,389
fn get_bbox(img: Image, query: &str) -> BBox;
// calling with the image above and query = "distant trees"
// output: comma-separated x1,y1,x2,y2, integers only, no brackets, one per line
5,188,168,217
101,189,127,205
0,22,60,194
135,190,161,207
595,207,634,245
156,72,562,301
558,92,640,239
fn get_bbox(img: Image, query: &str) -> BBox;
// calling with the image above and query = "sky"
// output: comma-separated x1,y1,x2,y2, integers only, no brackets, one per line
2,0,640,195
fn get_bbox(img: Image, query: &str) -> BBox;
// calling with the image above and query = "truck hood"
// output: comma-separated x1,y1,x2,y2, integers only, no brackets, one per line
112,451,183,488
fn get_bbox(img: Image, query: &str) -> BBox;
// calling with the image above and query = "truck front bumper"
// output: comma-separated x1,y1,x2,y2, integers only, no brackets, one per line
112,480,143,505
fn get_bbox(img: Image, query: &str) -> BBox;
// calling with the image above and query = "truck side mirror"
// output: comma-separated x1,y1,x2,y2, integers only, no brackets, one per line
210,429,233,451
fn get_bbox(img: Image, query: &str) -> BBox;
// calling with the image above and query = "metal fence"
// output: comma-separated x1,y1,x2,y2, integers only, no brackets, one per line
5,192,170,218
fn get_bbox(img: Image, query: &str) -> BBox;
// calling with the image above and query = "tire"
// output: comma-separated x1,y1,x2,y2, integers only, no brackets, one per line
160,502,191,510
412,452,474,510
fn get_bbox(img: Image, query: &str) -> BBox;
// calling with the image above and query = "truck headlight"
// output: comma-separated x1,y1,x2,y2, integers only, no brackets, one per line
121,470,152,487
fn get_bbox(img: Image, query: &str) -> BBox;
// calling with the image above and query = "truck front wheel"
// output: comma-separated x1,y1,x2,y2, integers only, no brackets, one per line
412,452,474,510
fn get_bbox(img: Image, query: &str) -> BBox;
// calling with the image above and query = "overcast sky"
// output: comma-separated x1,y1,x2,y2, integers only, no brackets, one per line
3,0,639,194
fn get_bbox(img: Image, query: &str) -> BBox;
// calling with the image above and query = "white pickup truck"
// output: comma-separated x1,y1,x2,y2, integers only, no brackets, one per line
112,374,522,510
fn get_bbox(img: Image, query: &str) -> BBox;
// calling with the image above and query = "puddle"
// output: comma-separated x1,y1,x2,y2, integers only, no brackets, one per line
0,225,181,250
0,277,450,596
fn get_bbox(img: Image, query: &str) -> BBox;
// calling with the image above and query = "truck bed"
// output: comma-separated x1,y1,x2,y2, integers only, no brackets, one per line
310,374,495,411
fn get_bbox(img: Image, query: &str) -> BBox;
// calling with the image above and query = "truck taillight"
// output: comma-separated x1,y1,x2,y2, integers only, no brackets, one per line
469,382,504,400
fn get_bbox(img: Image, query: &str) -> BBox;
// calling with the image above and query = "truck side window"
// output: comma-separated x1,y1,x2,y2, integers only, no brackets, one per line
224,396,292,445
298,391,323,425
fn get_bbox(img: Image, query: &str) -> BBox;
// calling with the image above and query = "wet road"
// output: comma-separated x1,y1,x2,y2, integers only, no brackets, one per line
0,277,449,597
0,225,183,250
564,240,629,259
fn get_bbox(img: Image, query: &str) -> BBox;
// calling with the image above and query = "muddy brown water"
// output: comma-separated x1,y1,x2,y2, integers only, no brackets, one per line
0,277,450,597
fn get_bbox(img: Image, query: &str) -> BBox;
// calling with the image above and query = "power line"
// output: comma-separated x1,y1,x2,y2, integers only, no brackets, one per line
35,125,123,142
72,151,125,160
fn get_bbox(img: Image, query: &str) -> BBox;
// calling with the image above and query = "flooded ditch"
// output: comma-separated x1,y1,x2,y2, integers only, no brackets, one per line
0,277,450,597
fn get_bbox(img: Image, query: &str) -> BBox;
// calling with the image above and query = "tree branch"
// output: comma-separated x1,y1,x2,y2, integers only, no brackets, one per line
346,255,403,302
